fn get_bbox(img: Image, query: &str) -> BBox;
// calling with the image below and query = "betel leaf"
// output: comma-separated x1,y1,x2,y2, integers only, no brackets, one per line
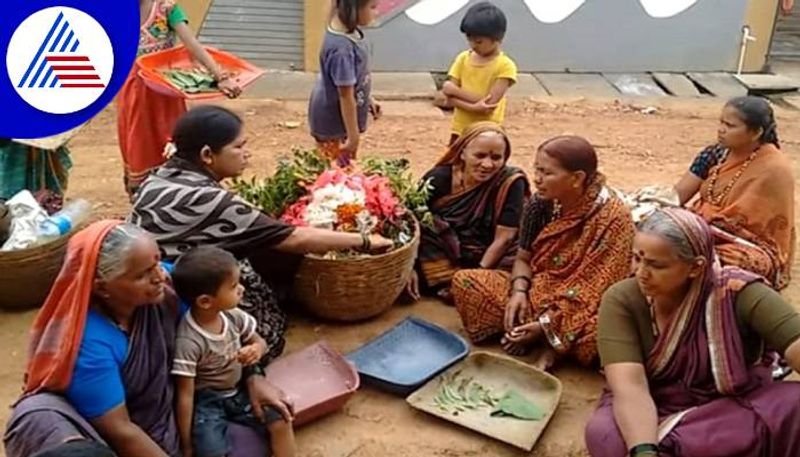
490,390,545,421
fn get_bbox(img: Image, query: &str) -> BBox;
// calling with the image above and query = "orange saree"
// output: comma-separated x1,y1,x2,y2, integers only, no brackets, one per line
452,180,635,366
692,143,795,289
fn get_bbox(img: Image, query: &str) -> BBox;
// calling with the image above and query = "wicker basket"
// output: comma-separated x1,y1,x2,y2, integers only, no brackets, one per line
292,219,420,322
0,235,70,311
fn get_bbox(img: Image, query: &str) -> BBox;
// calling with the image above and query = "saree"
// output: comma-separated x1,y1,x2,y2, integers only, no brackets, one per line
452,179,635,366
419,122,529,288
0,141,71,212
692,143,795,289
585,209,800,457
9,221,266,457
19,220,181,455
117,0,188,197
4,393,107,457
130,158,296,362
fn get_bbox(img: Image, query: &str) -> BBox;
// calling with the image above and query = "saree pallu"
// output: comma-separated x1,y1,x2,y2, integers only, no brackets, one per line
586,209,800,457
419,166,527,288
453,184,635,366
116,66,186,198
692,143,795,289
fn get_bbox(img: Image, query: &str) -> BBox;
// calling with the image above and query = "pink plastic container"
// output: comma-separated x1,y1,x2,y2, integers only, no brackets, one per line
265,341,360,426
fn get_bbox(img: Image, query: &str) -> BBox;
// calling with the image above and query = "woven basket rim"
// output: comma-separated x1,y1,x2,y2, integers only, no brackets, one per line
0,234,70,259
301,215,421,265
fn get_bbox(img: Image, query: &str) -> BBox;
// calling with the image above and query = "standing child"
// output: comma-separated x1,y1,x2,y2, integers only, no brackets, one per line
171,246,296,457
438,2,517,144
309,0,381,167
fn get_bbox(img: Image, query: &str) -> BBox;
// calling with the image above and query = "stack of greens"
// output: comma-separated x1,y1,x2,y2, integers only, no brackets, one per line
432,372,545,421
161,69,219,94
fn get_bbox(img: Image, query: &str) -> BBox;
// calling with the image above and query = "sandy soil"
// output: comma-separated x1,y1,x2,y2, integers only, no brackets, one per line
2,96,800,457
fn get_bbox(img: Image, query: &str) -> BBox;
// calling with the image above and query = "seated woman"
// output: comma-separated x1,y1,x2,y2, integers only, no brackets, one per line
0,138,72,213
408,122,530,300
585,209,800,457
673,96,794,289
4,222,289,457
452,136,634,368
129,105,391,361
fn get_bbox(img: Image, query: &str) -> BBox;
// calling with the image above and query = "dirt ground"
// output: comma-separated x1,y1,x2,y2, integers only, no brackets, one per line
3,96,800,457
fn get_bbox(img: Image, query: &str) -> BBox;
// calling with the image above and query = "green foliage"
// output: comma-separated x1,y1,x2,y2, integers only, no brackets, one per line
231,149,328,217
360,156,434,227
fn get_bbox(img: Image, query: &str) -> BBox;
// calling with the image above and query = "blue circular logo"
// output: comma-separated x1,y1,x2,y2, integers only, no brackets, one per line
0,0,138,138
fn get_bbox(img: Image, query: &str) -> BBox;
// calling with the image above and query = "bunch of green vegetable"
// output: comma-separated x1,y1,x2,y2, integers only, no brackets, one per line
231,149,328,217
432,372,545,421
433,373,499,415
161,69,218,94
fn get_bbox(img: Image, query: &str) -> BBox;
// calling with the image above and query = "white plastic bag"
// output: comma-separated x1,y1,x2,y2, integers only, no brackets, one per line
0,190,48,251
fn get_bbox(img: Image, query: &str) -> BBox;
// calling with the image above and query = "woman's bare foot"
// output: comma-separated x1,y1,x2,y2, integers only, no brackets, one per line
501,322,542,356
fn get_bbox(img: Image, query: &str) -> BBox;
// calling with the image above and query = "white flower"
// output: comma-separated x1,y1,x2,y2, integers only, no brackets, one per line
304,183,366,228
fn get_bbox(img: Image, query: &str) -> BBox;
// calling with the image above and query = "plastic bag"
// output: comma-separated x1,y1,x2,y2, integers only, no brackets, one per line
0,190,49,251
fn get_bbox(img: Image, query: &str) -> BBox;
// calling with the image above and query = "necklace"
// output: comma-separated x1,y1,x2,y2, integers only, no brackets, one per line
705,146,760,206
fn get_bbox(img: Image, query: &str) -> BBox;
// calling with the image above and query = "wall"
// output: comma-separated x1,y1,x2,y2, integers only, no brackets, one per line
176,0,213,35
304,0,330,72
356,0,766,72
743,0,778,70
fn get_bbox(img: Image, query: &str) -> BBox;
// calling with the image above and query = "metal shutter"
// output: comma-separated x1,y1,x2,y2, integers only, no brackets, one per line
771,8,800,59
199,0,304,70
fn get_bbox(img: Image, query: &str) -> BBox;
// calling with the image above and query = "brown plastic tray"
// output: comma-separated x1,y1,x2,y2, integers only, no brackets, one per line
406,352,562,451
265,341,359,426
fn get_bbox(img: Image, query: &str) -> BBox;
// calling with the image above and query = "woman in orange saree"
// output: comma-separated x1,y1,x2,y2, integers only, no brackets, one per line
674,96,794,289
452,136,635,368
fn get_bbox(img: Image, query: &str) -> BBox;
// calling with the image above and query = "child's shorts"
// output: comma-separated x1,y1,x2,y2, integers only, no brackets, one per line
193,388,283,457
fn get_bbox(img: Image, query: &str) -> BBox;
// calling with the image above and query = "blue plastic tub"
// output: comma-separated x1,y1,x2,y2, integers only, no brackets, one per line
346,317,469,395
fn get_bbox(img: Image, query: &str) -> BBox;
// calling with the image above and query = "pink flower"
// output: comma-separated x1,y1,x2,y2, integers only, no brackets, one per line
362,175,400,221
281,197,310,226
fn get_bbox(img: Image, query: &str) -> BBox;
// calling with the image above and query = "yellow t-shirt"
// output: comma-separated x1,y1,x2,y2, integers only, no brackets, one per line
447,50,518,135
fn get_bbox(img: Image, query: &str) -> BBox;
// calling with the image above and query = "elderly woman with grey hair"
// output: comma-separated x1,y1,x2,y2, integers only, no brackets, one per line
585,208,800,457
4,221,278,457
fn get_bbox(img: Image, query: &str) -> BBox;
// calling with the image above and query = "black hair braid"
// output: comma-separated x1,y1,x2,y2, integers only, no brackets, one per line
762,120,780,148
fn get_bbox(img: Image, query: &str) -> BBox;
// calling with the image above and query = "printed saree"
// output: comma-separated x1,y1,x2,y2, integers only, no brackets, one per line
453,179,635,366
0,141,71,212
692,143,795,289
586,209,800,457
418,122,529,288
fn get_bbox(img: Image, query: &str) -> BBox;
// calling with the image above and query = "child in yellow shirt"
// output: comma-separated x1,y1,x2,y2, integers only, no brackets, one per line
438,2,517,144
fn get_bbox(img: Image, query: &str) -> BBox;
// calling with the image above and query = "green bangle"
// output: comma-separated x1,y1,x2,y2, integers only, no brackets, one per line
629,443,658,457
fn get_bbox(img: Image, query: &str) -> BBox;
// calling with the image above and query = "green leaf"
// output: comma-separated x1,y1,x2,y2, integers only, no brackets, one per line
490,390,545,421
